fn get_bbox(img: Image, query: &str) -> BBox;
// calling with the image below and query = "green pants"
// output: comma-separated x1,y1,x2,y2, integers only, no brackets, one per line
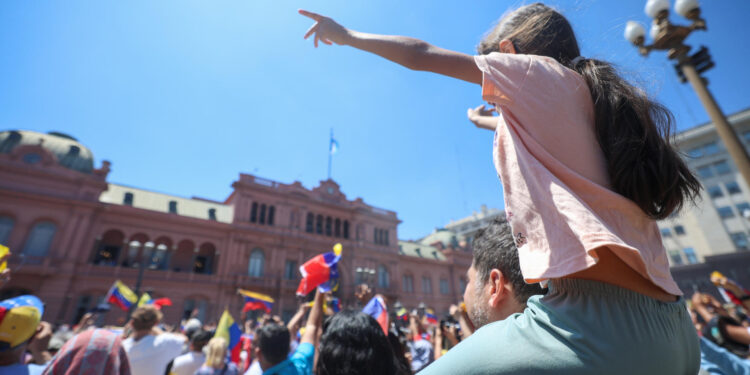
420,278,700,374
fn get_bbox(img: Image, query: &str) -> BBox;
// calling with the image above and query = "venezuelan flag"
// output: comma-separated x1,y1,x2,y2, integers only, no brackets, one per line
296,243,342,296
215,310,242,354
238,289,274,313
362,296,388,335
106,281,137,312
425,308,438,325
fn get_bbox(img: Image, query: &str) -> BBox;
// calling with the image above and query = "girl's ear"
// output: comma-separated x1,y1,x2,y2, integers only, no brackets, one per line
498,39,517,54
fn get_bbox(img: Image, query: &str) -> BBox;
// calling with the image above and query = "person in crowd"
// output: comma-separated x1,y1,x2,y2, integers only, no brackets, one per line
315,310,399,375
250,290,324,375
387,329,413,375
407,314,432,372
122,305,186,375
170,330,211,375
0,295,49,375
195,337,240,375
692,292,750,356
0,252,10,289
299,2,702,373
41,328,131,375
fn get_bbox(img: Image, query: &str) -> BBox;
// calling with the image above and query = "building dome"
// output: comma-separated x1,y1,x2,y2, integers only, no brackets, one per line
0,130,95,174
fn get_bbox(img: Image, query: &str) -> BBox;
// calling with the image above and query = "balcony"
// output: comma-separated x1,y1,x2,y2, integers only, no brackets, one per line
79,263,217,284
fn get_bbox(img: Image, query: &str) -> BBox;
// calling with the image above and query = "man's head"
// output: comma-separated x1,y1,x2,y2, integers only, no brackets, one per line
189,330,211,352
130,305,162,332
463,218,545,329
253,323,290,370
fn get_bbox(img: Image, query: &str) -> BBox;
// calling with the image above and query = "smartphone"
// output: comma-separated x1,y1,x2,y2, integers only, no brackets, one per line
0,244,8,272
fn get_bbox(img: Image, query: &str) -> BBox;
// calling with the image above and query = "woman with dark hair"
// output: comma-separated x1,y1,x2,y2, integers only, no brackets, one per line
387,329,412,375
316,310,399,375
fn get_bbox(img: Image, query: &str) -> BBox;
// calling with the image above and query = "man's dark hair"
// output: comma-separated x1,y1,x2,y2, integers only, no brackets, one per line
254,323,290,365
472,217,545,303
190,330,212,351
316,310,398,375
130,305,161,331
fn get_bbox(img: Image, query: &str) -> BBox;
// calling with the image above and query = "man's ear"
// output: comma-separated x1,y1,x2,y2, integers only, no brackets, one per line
498,39,517,54
487,269,509,308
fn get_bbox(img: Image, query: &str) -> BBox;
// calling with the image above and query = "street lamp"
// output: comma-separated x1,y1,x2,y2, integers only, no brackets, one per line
625,0,750,189
127,240,154,314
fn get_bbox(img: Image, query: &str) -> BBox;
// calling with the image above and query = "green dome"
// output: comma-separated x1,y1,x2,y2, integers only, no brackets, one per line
0,130,95,174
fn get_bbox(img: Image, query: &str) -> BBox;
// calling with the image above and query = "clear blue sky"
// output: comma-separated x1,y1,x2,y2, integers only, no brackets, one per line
1,1,749,240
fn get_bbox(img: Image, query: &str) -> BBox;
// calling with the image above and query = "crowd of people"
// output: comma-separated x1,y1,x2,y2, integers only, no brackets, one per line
5,218,750,375
3,1,749,374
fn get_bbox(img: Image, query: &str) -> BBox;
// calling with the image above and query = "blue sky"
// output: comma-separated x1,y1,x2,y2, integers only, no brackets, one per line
1,1,749,240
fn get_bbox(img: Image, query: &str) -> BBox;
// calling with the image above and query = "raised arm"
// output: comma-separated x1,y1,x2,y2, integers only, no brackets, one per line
299,10,481,85
300,290,325,345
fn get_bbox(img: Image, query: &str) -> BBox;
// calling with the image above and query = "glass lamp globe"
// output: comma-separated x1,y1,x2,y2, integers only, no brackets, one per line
624,21,646,44
675,0,699,18
645,0,670,18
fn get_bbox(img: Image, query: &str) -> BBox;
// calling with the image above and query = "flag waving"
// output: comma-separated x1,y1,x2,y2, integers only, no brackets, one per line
296,243,342,296
215,310,242,363
425,308,438,325
362,295,388,335
106,281,137,312
238,289,274,313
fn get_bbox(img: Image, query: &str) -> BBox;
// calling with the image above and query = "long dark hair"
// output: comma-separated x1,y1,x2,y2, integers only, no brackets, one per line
478,3,700,219
316,310,399,375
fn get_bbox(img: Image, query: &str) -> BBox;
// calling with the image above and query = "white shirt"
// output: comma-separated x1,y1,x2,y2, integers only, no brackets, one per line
171,351,206,375
244,360,262,375
123,333,185,375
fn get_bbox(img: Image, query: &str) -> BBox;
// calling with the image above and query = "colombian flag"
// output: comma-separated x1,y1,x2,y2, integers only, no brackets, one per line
238,289,274,313
137,293,172,309
296,243,342,296
106,281,138,312
215,310,242,363
425,308,438,325
362,295,388,335
396,307,408,322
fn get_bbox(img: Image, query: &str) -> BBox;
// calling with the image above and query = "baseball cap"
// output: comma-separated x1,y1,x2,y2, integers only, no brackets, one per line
0,295,44,351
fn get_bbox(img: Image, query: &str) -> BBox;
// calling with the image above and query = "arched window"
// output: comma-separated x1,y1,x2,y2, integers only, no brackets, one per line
22,221,56,257
248,248,264,277
343,221,349,239
0,216,14,245
316,215,323,234
268,206,275,226
250,202,258,223
325,217,332,236
305,213,314,233
378,265,389,288
259,204,267,224
334,219,341,237
92,229,124,266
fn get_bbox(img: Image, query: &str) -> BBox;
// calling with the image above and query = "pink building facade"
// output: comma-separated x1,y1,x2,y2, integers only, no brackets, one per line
0,130,472,325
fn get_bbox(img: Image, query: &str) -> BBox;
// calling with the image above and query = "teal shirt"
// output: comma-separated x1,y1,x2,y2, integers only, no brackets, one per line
262,342,314,375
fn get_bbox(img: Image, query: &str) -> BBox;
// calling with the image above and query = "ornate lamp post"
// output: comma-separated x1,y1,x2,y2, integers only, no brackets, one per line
127,240,154,315
625,0,750,188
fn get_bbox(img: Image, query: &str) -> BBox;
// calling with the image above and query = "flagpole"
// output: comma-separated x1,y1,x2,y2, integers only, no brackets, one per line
327,128,333,180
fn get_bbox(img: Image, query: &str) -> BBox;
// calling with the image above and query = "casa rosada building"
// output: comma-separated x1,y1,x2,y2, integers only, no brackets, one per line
0,130,472,326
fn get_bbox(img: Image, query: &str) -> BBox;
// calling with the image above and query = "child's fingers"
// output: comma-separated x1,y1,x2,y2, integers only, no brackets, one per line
314,34,319,48
304,23,319,39
298,9,323,21
320,38,332,45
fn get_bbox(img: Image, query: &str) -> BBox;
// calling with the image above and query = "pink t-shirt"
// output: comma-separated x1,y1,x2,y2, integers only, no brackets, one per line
474,52,681,296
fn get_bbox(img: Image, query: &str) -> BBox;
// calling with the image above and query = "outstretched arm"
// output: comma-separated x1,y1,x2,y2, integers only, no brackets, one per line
299,10,481,85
